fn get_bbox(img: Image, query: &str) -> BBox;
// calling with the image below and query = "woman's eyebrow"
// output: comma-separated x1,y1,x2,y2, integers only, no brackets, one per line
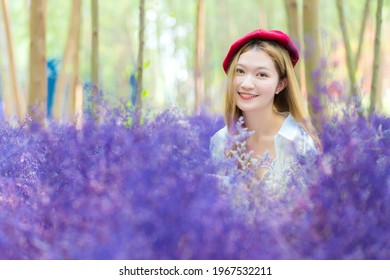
236,63,270,70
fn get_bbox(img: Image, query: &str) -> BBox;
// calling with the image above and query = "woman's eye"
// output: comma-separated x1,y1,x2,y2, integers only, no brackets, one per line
257,73,267,77
236,68,244,74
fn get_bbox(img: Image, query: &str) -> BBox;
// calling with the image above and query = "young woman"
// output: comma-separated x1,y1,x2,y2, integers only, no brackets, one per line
210,29,321,180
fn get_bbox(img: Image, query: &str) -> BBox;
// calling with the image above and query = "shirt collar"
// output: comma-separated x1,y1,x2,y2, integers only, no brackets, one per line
276,113,301,141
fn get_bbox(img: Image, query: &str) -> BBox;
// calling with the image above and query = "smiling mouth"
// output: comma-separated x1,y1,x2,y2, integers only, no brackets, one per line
238,92,259,100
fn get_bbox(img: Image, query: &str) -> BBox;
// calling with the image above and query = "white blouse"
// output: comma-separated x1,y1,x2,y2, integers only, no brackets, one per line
209,114,317,185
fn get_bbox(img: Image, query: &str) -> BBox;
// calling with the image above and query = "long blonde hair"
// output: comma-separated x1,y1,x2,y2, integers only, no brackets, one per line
224,40,321,149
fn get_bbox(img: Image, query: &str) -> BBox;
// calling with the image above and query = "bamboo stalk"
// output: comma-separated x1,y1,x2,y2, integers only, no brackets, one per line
369,0,383,114
28,0,47,123
303,0,322,131
75,83,83,129
91,0,99,117
136,0,145,109
53,1,76,120
1,0,25,119
0,41,13,117
53,0,81,121
354,0,371,71
336,0,359,99
0,1,13,117
67,0,81,121
285,0,302,87
194,0,205,114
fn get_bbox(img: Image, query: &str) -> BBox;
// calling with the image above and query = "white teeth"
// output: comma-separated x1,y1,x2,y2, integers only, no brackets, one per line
240,93,258,97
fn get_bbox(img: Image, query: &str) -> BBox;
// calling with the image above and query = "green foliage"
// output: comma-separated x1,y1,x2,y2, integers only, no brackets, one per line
143,59,151,69
123,116,133,128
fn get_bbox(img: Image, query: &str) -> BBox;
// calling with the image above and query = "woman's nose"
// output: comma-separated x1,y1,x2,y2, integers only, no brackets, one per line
241,75,255,89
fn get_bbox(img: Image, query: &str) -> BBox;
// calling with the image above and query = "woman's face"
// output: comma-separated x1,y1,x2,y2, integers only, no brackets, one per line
233,48,284,113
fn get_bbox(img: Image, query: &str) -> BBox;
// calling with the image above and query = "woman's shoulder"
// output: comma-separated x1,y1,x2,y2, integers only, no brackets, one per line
211,126,228,142
277,114,317,155
210,126,229,161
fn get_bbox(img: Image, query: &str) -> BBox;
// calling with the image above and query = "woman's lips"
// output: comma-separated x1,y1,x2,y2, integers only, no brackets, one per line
238,92,259,101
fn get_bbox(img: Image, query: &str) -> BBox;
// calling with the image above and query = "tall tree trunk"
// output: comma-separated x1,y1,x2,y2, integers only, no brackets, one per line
194,0,205,114
53,0,81,121
0,37,12,117
303,0,322,131
67,0,81,121
154,7,165,107
284,0,303,89
136,0,145,109
75,83,83,128
336,0,359,99
355,0,371,71
28,0,47,123
1,0,25,119
0,0,13,117
369,0,383,114
91,0,99,116
375,47,384,111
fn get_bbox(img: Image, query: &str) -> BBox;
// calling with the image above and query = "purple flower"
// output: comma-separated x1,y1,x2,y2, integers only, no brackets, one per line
0,100,389,260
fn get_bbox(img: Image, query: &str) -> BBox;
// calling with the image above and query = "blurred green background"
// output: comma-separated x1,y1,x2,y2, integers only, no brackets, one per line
1,0,389,121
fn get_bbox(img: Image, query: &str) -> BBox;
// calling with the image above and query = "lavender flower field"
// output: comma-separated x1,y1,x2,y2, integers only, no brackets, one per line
0,105,389,260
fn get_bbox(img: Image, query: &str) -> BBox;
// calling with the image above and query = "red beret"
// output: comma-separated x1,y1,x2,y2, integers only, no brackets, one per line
222,29,300,73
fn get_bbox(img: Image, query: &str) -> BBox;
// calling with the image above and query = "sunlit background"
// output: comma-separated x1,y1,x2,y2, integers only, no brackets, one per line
1,0,389,118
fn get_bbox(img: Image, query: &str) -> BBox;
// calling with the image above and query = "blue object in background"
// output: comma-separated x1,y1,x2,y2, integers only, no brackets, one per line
47,59,59,118
129,72,137,106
